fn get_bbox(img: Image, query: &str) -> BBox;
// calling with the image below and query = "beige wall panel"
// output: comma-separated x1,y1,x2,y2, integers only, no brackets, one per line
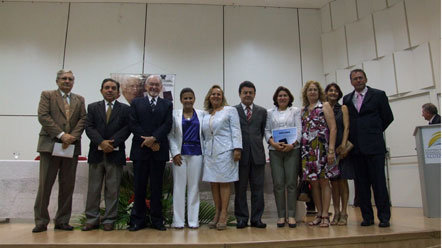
64,3,146,106
387,0,402,6
330,0,357,30
145,4,223,109
224,6,302,108
321,27,348,74
394,43,434,93
405,0,441,47
0,2,68,115
363,54,397,96
320,3,332,33
389,164,422,207
325,72,337,86
373,2,409,57
429,39,441,90
299,9,325,85
357,0,387,19
346,16,377,66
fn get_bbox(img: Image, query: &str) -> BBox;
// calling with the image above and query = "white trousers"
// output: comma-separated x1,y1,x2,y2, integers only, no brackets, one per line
172,155,203,227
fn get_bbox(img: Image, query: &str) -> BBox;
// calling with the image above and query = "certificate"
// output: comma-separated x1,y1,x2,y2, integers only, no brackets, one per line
52,143,75,158
272,127,297,144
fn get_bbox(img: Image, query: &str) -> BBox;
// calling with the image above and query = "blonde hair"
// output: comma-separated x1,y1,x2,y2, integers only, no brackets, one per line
302,80,325,106
203,85,228,112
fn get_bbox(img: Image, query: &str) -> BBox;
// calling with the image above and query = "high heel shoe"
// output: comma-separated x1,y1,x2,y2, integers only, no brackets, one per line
319,216,330,227
208,216,219,229
309,216,322,226
216,222,227,230
330,212,340,225
338,214,348,226
288,217,297,228
277,218,285,228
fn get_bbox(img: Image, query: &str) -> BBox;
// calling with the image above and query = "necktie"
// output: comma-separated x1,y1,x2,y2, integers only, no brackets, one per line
150,98,156,111
356,93,363,112
246,106,252,121
106,102,112,123
63,94,71,131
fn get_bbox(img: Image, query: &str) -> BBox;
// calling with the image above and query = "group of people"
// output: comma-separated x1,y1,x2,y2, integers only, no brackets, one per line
32,68,398,233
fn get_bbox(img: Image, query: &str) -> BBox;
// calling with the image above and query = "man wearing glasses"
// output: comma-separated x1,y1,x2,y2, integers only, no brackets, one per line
32,69,86,233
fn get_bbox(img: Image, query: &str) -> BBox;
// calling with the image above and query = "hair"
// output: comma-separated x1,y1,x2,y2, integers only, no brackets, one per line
204,85,228,112
349,68,367,80
101,78,120,92
56,69,74,80
422,103,438,115
325,82,343,101
180,87,195,100
302,80,326,107
272,86,294,108
146,74,163,85
238,81,256,94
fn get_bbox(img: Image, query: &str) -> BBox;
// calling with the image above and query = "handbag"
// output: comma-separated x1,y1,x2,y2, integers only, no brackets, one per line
338,141,354,159
297,180,310,202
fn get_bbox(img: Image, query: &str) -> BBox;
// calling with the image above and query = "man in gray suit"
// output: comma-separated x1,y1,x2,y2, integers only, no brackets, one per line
33,69,86,233
82,78,131,231
234,81,267,228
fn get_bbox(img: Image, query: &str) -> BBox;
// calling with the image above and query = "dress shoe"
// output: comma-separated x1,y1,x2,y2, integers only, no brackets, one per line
152,223,167,231
251,220,266,228
236,220,248,229
103,223,114,231
128,224,145,232
81,223,99,231
360,219,374,226
32,225,47,233
379,221,390,228
54,223,74,231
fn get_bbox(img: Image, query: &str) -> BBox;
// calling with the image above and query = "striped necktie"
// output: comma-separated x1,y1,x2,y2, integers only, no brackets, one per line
246,106,252,121
106,102,112,123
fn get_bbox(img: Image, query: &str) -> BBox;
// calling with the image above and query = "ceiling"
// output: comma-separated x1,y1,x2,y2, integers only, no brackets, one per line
4,0,333,9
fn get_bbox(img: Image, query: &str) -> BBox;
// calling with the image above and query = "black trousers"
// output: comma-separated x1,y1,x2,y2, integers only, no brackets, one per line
234,156,265,223
352,153,391,223
130,158,165,226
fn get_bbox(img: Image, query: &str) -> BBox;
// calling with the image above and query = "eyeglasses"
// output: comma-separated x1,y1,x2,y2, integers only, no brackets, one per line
60,77,74,81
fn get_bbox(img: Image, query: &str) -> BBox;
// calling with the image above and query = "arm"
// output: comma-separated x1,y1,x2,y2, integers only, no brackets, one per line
85,104,106,146
379,91,394,131
37,91,63,138
336,105,350,157
69,95,87,141
229,108,242,161
129,100,147,140
323,102,337,165
110,105,131,147
152,101,173,143
167,111,182,165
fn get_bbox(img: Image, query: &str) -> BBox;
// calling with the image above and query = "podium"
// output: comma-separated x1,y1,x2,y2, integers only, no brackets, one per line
413,124,441,218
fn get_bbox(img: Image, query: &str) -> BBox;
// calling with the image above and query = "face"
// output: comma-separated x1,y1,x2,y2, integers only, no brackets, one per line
239,86,256,106
101,81,120,102
422,109,433,121
122,77,142,103
277,90,289,109
210,88,223,107
56,72,74,94
181,92,195,110
145,76,163,97
350,71,367,93
326,86,339,102
307,84,319,103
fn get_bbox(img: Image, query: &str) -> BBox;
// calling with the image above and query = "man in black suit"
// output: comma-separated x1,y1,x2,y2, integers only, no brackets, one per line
128,75,172,231
234,81,268,229
422,103,441,125
82,78,131,231
343,69,394,228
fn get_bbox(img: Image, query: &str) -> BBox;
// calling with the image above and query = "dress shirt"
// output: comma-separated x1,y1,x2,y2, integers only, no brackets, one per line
352,86,368,110
240,103,253,116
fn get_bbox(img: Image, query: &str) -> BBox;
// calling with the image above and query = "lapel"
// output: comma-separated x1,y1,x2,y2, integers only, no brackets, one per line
360,87,373,113
69,93,79,118
236,104,247,121
55,90,69,119
346,91,358,113
108,100,121,124
98,100,106,123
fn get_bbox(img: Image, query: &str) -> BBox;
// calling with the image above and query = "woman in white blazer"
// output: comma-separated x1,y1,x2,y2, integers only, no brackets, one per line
168,88,204,229
265,86,302,228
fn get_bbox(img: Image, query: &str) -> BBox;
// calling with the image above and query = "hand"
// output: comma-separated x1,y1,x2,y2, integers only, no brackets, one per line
327,153,335,165
99,140,114,153
281,143,294,152
233,149,241,161
151,142,160,152
336,144,348,159
173,154,182,166
61,133,76,144
140,136,156,148
270,139,285,151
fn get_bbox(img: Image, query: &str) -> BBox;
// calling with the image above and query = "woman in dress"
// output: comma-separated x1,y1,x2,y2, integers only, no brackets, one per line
168,88,204,229
265,86,301,228
301,81,337,227
325,83,353,226
202,85,242,230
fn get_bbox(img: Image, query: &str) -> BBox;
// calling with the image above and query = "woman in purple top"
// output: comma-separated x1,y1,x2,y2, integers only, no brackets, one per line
168,88,205,229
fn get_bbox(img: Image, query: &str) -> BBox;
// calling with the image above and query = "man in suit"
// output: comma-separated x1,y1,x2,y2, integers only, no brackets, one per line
422,103,441,125
81,78,131,231
128,75,173,231
33,69,86,233
234,81,268,229
343,69,394,228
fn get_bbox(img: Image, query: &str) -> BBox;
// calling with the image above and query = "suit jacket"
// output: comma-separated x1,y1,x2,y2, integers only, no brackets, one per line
85,100,131,165
235,104,267,165
129,96,173,161
343,86,394,155
430,114,441,125
168,109,205,158
37,90,86,155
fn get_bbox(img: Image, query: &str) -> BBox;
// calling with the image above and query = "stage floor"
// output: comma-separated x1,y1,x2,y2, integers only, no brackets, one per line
0,207,440,248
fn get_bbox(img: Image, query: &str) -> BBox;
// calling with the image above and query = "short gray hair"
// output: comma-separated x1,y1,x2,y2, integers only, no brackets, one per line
146,75,162,84
56,69,74,80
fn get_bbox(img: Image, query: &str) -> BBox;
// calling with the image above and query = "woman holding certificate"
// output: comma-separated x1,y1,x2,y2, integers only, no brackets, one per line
265,86,301,228
300,81,337,228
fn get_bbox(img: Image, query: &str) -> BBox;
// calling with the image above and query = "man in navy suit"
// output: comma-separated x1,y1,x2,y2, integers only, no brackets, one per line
128,75,173,231
82,78,131,231
343,69,394,228
422,103,441,125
